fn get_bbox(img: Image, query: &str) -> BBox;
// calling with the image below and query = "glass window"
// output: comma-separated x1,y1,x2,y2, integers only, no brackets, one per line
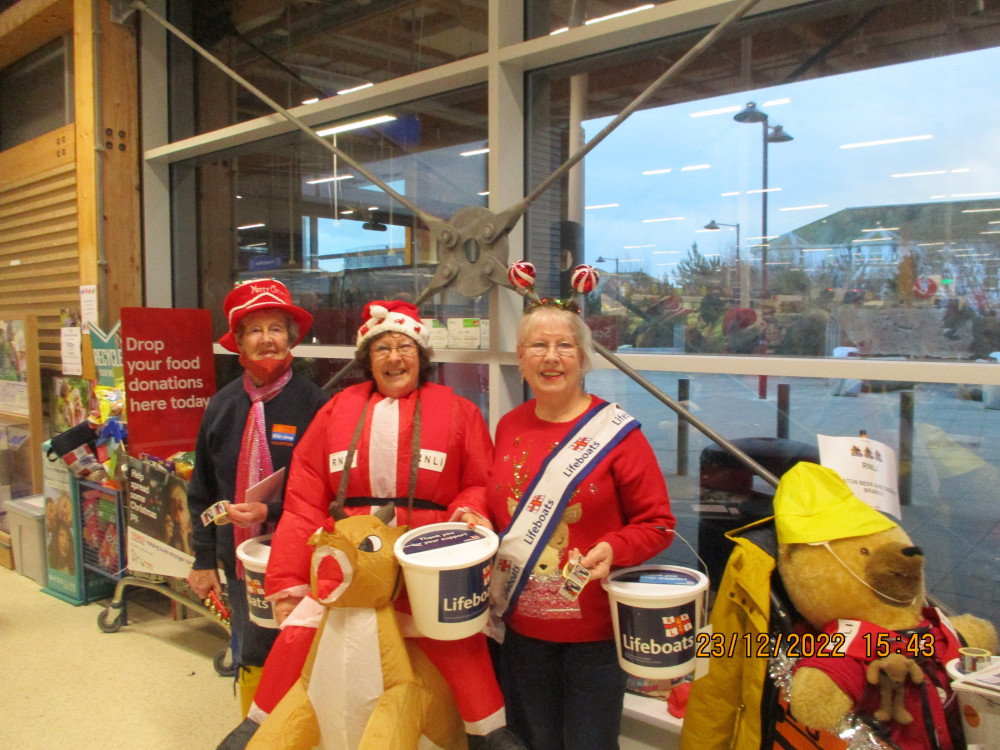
172,86,489,345
525,0,1000,361
586,367,1000,621
180,0,488,137
156,0,1000,630
0,37,72,152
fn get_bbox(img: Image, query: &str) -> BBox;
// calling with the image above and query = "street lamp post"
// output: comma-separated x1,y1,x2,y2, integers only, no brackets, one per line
595,255,620,281
733,102,793,302
704,220,742,306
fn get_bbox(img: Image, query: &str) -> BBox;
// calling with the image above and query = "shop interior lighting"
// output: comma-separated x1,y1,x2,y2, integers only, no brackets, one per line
337,83,373,95
586,5,654,25
642,216,684,223
780,204,829,211
237,223,265,230
460,148,490,157
315,114,396,137
681,164,710,171
892,170,947,178
306,174,354,185
690,105,741,118
962,208,1000,213
642,168,672,175
839,134,932,149
585,203,618,210
550,3,653,34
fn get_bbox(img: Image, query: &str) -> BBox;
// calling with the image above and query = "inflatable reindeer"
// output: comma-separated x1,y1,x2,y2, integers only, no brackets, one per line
248,506,465,750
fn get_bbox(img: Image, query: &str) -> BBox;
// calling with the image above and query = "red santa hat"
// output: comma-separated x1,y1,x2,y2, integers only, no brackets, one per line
218,278,313,353
356,300,430,351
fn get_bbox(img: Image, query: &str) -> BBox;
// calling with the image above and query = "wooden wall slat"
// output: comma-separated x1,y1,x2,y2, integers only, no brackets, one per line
0,173,75,204
0,159,74,194
0,125,74,183
0,143,79,376
0,232,77,256
0,191,76,218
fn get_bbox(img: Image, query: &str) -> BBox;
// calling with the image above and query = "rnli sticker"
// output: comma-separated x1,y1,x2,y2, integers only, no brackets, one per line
419,449,447,472
328,451,359,473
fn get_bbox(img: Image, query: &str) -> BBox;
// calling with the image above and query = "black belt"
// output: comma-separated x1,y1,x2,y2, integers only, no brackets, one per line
343,496,444,511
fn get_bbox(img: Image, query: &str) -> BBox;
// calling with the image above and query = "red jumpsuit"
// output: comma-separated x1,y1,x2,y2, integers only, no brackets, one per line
257,381,506,735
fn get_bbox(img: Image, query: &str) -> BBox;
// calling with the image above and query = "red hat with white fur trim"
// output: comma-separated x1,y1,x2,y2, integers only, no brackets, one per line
218,278,313,353
357,300,431,351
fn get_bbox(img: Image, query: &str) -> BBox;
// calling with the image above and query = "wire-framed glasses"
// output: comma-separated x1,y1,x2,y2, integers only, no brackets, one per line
371,342,418,359
525,341,578,357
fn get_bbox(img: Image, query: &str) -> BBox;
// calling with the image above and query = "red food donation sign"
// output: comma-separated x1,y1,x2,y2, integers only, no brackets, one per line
120,307,216,459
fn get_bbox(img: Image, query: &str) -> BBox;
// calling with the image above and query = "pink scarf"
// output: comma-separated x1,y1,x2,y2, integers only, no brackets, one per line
233,366,292,577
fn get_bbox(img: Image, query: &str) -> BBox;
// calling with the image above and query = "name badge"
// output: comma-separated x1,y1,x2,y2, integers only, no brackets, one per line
328,451,358,473
419,449,447,472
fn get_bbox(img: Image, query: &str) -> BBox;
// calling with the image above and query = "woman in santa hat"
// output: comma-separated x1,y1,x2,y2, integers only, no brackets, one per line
220,299,525,750
185,278,328,714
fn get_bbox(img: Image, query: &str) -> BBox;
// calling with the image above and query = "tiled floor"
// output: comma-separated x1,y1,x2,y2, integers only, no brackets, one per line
586,370,1000,627
0,566,237,750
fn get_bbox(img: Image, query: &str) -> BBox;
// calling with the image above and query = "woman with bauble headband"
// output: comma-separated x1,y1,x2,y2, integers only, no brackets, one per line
459,293,676,750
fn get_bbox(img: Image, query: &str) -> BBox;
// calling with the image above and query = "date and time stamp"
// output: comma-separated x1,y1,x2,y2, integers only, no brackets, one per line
695,631,938,660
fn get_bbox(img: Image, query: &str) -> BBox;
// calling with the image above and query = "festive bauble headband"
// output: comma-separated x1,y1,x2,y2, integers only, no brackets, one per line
505,260,600,313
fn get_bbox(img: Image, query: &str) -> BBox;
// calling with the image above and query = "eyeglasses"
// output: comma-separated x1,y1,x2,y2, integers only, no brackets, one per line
372,342,418,359
524,341,578,357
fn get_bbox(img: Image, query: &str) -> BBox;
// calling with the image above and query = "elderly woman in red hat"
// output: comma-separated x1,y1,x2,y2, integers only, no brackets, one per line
185,278,328,713
218,299,525,750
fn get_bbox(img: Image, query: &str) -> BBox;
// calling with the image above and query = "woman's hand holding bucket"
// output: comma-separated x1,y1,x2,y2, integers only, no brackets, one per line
450,507,494,532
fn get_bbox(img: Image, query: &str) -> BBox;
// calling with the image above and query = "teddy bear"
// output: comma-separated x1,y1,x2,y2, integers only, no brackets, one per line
774,463,998,750
866,652,923,725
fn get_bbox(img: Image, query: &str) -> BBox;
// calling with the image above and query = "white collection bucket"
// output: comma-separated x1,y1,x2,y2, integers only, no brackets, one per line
236,533,277,628
394,523,498,641
602,565,709,679
946,656,1000,747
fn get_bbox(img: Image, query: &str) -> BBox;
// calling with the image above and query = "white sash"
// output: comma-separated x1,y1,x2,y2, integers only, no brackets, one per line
491,401,639,619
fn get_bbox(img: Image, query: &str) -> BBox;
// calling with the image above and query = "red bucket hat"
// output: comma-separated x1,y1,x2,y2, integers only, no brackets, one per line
218,278,313,353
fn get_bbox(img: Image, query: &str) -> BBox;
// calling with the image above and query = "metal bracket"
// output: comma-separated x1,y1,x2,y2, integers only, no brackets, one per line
109,0,139,26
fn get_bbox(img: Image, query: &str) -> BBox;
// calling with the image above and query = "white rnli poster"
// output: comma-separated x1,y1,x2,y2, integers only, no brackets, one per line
817,434,901,519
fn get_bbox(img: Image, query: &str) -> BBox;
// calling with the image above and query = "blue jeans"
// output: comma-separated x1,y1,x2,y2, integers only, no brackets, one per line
497,629,627,750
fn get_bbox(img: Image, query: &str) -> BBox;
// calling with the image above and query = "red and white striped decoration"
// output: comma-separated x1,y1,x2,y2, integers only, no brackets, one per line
570,264,599,294
507,261,536,290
